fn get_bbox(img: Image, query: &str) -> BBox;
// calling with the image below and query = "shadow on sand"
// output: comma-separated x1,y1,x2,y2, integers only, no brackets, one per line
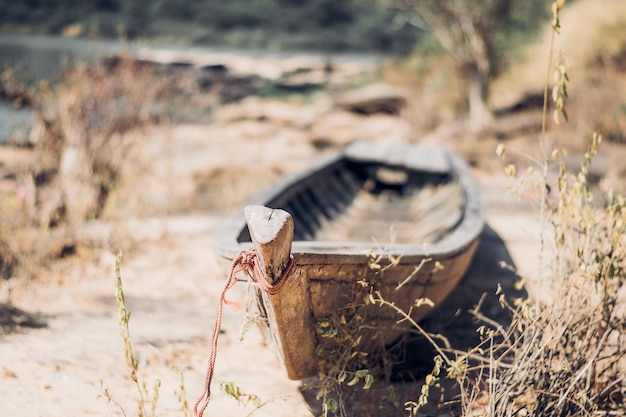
0,303,47,336
299,223,527,416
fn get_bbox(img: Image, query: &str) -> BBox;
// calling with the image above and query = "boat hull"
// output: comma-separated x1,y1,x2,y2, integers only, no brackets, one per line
214,141,484,379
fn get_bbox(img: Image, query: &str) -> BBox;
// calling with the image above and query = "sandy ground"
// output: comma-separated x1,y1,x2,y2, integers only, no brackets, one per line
0,213,313,417
0,61,595,416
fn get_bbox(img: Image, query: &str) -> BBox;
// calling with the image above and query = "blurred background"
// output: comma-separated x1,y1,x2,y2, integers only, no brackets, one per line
0,0,420,53
1,2,626,415
0,0,554,145
2,0,626,318
2,0,626,315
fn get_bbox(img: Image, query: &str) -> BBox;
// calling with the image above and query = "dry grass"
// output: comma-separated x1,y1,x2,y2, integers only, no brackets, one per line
466,136,626,416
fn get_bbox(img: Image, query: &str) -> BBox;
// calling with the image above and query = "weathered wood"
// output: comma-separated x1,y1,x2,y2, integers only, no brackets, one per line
244,205,319,379
244,205,294,285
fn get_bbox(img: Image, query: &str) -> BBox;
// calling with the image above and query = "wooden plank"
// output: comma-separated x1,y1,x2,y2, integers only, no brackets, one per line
244,205,319,379
244,205,294,285
344,140,450,174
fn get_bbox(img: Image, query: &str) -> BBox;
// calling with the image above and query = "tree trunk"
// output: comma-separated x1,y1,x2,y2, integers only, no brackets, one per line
59,145,98,227
467,66,493,132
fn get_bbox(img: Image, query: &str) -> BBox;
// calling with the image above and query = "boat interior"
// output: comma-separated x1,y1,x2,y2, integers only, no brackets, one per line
237,158,465,246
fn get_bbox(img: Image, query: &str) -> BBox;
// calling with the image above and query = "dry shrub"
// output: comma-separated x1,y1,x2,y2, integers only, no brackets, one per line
466,134,626,416
29,54,177,228
456,3,626,414
400,117,625,417
393,3,626,416
0,54,192,278
24,53,265,227
0,65,35,108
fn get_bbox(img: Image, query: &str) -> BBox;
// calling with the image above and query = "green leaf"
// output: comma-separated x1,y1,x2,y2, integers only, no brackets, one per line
316,319,338,338
347,376,360,386
363,374,374,390
355,369,369,378
325,398,338,413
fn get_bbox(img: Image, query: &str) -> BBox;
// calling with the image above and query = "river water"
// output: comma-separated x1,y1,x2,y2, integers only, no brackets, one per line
0,33,126,80
0,34,128,143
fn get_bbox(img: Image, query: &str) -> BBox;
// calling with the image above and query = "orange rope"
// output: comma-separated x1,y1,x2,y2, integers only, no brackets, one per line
193,249,295,417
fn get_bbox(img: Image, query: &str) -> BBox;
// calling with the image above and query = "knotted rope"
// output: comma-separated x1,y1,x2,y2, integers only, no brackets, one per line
193,249,295,417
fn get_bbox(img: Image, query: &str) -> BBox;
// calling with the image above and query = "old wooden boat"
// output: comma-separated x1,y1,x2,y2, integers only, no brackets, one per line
213,140,484,380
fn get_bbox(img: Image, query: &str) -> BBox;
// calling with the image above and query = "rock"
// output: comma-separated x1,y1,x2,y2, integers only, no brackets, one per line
274,66,330,93
0,303,47,333
336,83,407,115
309,110,411,149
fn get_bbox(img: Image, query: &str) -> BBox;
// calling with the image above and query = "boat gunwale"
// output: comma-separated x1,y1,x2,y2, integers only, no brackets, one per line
213,141,484,260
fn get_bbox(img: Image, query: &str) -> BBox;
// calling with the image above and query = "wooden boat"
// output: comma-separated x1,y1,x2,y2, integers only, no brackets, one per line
213,140,484,380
